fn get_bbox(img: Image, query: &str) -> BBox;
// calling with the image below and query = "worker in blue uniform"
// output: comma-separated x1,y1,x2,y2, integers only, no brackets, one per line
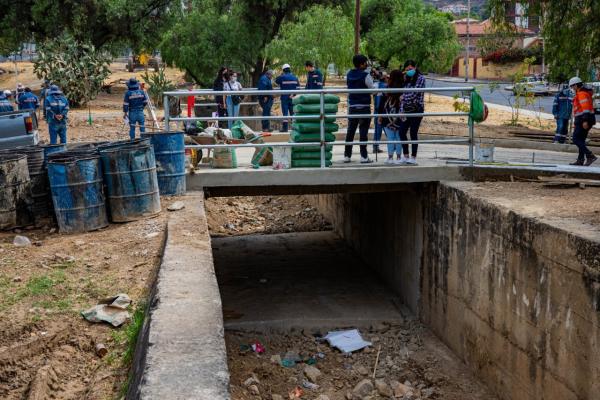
18,88,39,111
275,64,299,132
305,61,324,90
45,85,69,144
552,84,573,144
258,70,274,132
123,78,148,139
0,90,14,112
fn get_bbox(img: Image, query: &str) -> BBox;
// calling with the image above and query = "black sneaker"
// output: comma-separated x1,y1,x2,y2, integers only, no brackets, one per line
570,160,584,166
585,155,598,166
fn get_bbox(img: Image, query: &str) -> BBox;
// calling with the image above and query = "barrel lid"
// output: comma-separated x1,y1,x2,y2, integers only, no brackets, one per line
0,153,28,162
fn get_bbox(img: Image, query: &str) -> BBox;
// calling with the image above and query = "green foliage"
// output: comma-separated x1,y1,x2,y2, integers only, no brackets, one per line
0,0,177,55
142,67,176,106
363,0,461,72
267,6,354,76
34,34,111,107
488,0,600,82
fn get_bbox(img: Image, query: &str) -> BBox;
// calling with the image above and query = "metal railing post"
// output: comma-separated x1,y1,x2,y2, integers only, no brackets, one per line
468,116,474,167
164,94,170,132
319,91,325,168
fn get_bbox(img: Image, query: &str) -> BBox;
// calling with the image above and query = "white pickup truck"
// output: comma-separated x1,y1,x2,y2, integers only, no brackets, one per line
0,110,39,150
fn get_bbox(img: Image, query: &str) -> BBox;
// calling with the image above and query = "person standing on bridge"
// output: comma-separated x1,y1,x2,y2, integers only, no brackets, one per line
213,67,229,129
569,77,597,166
275,64,299,133
304,61,323,90
398,60,425,166
552,84,573,144
123,78,148,139
377,70,404,164
344,54,376,164
258,70,274,133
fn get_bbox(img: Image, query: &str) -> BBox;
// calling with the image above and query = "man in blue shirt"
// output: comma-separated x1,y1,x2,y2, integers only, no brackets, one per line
305,61,323,90
0,90,14,112
552,84,573,144
18,88,39,111
258,70,274,132
45,85,69,144
123,78,148,139
345,54,376,163
275,64,299,132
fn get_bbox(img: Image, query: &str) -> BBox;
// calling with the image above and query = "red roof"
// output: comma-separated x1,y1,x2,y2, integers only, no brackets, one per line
452,19,534,36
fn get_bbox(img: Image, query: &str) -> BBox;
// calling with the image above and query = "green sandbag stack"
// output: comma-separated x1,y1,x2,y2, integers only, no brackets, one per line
290,94,340,167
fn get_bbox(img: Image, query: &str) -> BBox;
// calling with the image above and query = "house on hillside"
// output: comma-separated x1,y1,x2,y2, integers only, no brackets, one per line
450,18,543,80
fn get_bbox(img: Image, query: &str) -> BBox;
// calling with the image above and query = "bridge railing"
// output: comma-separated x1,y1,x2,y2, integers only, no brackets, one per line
163,87,476,168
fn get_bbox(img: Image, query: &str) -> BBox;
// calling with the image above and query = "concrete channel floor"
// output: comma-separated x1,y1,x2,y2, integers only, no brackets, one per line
212,231,404,331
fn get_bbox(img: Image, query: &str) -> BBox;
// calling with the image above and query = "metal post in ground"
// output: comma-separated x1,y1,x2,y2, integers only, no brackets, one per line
468,116,474,167
319,91,326,168
164,94,170,132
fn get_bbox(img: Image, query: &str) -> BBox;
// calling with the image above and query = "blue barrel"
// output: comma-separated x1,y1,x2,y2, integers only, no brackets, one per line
40,144,67,164
98,140,161,222
47,154,108,234
0,154,33,229
142,132,186,195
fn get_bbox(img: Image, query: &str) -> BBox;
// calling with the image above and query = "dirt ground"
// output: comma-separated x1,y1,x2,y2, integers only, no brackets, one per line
205,196,331,237
226,321,496,400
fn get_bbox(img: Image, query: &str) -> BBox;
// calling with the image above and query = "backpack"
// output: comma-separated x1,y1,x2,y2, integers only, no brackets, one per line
469,90,487,123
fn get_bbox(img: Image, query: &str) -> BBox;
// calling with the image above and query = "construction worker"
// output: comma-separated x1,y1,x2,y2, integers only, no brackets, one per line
123,78,148,139
305,61,323,90
45,85,69,144
40,80,50,118
569,76,597,166
552,84,573,144
0,90,14,112
275,64,299,132
18,87,39,111
344,54,376,164
258,70,274,132
15,83,24,106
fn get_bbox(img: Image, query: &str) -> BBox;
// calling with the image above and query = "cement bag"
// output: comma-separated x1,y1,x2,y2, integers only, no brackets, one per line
251,147,273,167
273,146,292,169
291,144,333,152
211,148,237,169
292,94,340,105
293,103,338,114
292,159,332,168
292,122,339,134
290,131,336,143
292,150,333,160
294,115,336,123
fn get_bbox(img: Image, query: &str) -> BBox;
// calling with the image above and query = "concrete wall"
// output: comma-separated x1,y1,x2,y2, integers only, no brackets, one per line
312,182,600,400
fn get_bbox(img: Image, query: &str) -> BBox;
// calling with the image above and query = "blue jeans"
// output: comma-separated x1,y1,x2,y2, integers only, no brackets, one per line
281,97,294,131
226,96,240,129
48,121,67,144
129,109,145,139
554,118,569,143
573,121,593,162
383,127,401,156
259,97,273,130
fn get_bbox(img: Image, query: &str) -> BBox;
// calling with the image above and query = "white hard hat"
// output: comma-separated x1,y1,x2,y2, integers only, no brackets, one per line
3,90,11,96
282,63,291,70
569,76,583,86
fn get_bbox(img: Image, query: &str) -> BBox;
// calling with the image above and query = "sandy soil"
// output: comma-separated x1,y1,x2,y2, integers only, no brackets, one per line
205,196,331,237
226,320,496,400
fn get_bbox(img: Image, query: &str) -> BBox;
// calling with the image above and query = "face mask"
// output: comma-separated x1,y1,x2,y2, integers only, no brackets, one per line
406,69,416,78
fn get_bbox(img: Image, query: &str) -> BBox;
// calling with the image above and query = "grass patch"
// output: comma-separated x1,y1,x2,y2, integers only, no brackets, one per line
0,271,73,312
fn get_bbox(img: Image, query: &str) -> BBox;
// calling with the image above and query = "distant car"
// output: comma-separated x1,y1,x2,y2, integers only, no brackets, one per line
593,82,600,114
504,76,552,96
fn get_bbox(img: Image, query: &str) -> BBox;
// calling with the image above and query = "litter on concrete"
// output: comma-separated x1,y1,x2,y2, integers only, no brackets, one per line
81,293,132,327
324,329,372,353
167,201,185,211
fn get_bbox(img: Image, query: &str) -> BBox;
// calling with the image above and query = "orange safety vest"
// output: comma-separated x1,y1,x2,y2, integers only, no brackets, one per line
573,88,594,117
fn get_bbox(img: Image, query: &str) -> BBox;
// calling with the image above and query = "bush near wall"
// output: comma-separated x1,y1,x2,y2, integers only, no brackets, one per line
483,46,542,65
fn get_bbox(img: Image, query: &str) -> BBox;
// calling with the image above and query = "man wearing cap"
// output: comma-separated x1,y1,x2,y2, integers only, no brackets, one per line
569,76,597,166
123,78,148,139
15,83,25,105
305,61,323,90
275,64,299,132
258,70,274,132
0,90,14,112
45,85,69,144
18,87,39,111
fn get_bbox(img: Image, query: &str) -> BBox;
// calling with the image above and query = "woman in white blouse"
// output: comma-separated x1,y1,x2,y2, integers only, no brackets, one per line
224,71,243,129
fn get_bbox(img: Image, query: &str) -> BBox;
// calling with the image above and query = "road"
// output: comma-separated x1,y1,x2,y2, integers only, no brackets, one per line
427,77,555,114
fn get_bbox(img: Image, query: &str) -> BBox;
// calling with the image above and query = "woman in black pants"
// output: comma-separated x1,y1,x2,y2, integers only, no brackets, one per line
213,66,228,128
399,60,425,165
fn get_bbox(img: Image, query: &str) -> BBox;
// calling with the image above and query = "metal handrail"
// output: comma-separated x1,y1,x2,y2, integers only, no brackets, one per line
163,87,476,168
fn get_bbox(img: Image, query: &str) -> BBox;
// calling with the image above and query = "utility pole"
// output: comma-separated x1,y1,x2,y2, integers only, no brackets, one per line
354,0,361,55
465,0,471,81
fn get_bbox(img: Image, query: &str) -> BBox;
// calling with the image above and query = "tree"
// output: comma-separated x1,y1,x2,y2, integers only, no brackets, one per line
488,0,600,82
266,5,355,77
34,34,111,107
363,0,461,72
0,0,177,55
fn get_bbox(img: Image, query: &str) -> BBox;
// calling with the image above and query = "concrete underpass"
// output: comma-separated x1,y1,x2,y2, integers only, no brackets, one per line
128,169,600,400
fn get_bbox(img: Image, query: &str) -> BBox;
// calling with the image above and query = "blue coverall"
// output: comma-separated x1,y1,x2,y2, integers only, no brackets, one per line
123,85,148,139
18,91,39,111
258,74,274,131
0,94,14,113
45,92,70,144
275,71,299,132
305,68,323,90
552,88,573,144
